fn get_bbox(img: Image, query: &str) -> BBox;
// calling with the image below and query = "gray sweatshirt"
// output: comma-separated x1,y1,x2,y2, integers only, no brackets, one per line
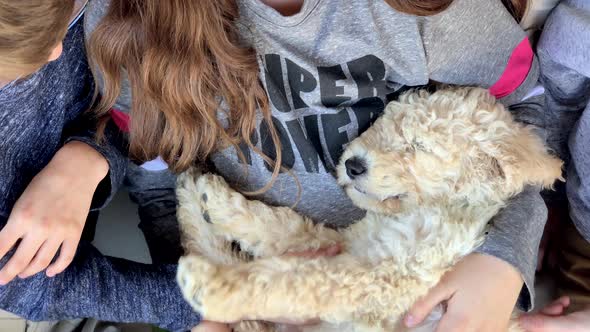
86,0,549,311
538,0,590,241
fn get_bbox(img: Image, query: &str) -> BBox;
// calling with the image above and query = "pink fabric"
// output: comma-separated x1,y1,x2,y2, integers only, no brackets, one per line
489,37,534,99
110,109,130,132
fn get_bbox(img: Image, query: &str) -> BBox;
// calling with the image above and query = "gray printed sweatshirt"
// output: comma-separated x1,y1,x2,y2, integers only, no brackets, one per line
538,0,590,241
86,0,549,311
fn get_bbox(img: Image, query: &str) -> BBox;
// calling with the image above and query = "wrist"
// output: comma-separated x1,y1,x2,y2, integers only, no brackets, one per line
49,141,109,186
472,253,523,286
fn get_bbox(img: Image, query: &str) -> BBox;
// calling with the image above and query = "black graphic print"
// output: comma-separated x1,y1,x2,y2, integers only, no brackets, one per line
238,54,419,173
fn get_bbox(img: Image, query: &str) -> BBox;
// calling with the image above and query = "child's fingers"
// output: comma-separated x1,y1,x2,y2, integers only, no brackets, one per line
0,235,43,285
0,223,23,262
540,296,570,316
518,314,574,332
552,296,570,308
46,239,78,277
18,239,61,279
191,321,231,332
540,303,566,316
405,284,453,328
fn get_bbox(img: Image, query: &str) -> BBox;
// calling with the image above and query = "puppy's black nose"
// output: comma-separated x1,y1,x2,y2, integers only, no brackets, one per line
345,157,367,179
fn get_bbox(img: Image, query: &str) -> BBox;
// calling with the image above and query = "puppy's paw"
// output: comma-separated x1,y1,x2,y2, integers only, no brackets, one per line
178,255,250,323
177,255,217,314
176,171,221,231
195,174,238,226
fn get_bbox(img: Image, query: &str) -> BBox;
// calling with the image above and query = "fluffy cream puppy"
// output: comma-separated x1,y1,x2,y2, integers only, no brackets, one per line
176,88,562,332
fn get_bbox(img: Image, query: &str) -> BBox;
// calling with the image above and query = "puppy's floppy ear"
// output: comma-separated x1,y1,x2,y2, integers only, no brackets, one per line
490,126,563,194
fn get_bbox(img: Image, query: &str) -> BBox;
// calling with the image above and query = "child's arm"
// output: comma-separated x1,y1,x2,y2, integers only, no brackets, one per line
406,0,551,329
63,113,131,210
0,109,129,283
0,131,197,330
0,228,201,332
406,188,545,331
518,2,590,330
538,0,590,241
540,58,589,164
0,141,108,283
0,130,196,330
537,0,590,167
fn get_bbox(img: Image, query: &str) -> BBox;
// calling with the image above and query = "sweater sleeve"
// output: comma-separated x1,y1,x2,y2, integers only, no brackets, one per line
0,213,201,331
538,0,590,242
537,0,590,164
422,0,550,311
63,114,129,210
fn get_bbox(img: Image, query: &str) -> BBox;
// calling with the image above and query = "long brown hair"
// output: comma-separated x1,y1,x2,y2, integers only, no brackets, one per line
89,0,529,184
90,0,282,191
385,0,528,20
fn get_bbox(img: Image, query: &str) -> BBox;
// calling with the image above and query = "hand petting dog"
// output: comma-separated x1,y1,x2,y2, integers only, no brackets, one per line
406,253,523,332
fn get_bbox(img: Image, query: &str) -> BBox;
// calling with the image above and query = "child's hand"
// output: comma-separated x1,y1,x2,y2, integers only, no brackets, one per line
519,297,590,332
405,253,523,332
0,141,108,284
192,321,231,332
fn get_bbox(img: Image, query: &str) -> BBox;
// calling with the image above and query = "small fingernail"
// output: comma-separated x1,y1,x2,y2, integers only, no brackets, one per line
404,314,415,327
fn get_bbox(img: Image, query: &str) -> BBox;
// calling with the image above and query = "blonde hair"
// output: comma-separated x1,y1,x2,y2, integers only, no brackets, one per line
0,0,75,79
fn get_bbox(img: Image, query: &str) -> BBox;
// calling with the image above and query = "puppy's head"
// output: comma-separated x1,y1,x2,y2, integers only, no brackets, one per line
337,88,562,215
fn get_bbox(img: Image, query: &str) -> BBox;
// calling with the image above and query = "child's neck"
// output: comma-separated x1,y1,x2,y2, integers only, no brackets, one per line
258,0,304,16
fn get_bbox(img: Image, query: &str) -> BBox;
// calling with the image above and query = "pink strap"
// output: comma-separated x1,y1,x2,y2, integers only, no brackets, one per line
489,37,534,99
110,109,130,132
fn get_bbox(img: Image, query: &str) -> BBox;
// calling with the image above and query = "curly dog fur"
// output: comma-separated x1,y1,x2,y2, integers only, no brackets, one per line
176,88,563,332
